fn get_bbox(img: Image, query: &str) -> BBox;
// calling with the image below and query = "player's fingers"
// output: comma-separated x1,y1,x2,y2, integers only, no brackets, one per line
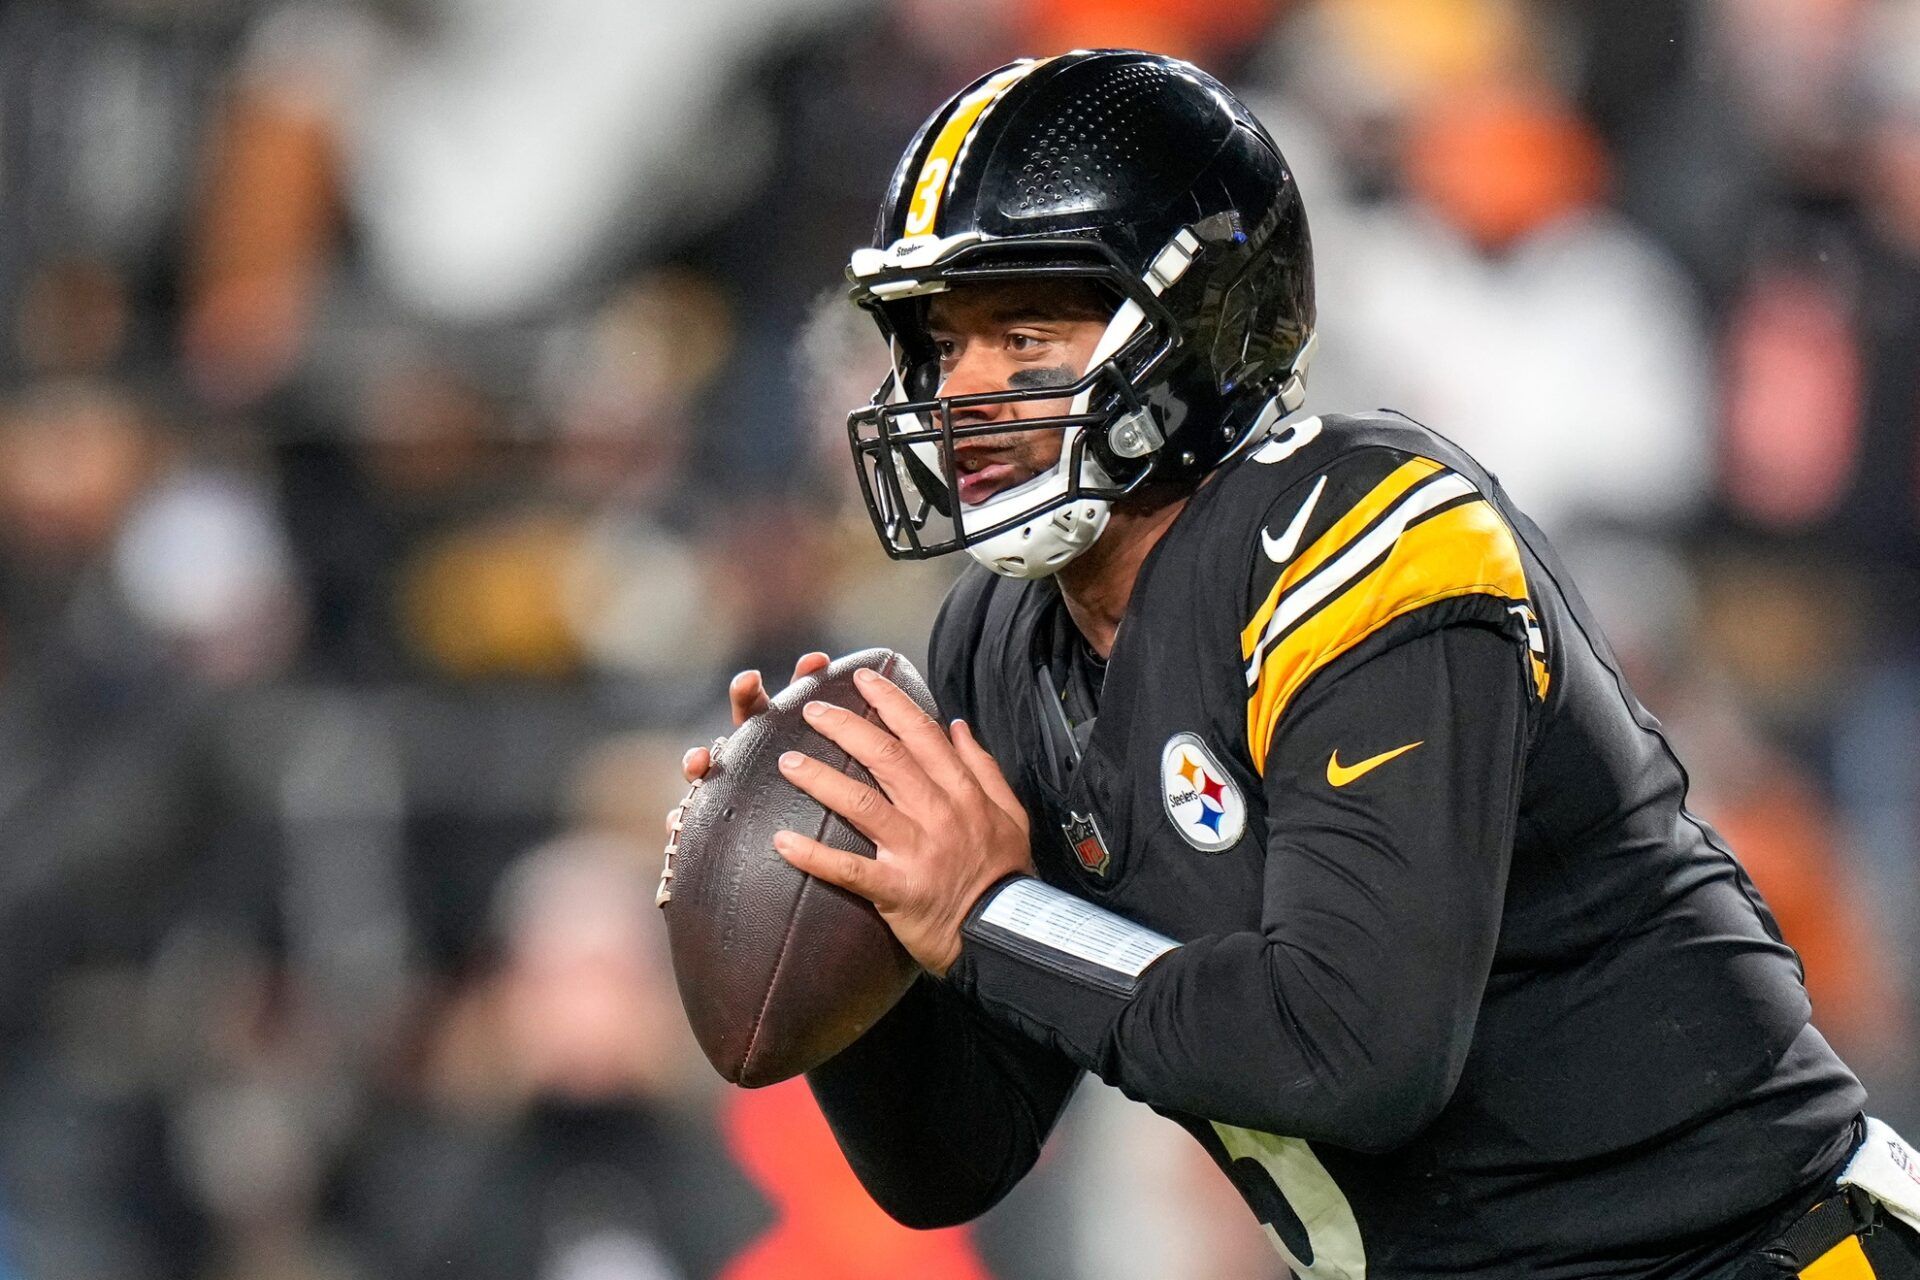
951,720,1027,831
790,651,830,685
772,830,893,908
777,751,920,850
729,669,770,726
852,668,971,789
682,746,710,783
800,699,939,804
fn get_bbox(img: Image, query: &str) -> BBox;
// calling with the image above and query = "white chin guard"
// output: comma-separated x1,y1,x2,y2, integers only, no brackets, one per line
966,481,1112,579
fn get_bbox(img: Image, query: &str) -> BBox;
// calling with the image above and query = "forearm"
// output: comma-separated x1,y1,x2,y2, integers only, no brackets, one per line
807,972,1080,1227
947,882,1471,1149
950,624,1527,1149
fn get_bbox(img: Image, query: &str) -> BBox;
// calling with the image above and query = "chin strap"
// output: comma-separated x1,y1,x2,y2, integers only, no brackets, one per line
1277,331,1319,414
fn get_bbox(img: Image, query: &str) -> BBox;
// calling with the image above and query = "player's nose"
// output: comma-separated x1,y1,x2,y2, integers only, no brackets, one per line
938,350,1014,424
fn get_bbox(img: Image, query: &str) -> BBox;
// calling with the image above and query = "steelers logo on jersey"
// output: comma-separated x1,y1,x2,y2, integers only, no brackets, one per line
1161,733,1247,852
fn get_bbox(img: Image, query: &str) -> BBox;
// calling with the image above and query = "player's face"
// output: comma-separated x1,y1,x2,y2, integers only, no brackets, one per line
925,281,1111,508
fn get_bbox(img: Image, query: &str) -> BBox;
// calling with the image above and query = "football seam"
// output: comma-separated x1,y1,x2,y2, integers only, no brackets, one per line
740,871,812,1080
739,702,855,1079
739,661,900,1081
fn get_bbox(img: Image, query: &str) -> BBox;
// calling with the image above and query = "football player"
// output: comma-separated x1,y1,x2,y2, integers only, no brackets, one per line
680,51,1920,1279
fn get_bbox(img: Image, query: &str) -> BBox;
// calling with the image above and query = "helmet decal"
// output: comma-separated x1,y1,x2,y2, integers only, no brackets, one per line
902,59,1052,240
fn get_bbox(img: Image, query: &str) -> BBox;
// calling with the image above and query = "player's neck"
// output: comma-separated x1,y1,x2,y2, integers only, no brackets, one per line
1056,496,1190,658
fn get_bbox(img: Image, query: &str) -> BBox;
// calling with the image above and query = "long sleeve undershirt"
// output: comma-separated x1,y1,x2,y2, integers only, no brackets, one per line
808,622,1529,1218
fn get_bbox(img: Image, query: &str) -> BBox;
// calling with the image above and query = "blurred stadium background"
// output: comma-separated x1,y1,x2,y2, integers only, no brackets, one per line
0,0,1917,1276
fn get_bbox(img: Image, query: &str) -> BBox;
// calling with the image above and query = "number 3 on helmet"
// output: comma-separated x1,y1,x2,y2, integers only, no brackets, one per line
845,49,1318,579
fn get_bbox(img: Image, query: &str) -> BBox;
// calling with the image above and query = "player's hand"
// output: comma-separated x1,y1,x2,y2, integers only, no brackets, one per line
669,653,830,847
678,652,831,787
770,667,1034,976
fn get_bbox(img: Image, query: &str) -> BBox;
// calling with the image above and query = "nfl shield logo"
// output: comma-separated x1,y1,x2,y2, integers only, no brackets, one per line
1063,811,1111,877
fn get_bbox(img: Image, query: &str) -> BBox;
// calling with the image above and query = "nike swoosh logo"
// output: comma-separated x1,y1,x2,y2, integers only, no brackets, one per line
1261,474,1327,564
1326,740,1424,787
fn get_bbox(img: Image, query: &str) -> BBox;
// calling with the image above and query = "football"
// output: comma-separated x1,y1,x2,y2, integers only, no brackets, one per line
659,648,931,1087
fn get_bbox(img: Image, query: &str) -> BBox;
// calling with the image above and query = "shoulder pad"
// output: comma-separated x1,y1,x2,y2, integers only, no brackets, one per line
1229,424,1548,766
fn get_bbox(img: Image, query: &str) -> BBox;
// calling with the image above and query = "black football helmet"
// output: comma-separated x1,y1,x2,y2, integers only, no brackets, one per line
845,49,1316,578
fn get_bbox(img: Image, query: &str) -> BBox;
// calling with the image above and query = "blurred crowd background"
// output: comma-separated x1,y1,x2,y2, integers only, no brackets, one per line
2,0,1918,1276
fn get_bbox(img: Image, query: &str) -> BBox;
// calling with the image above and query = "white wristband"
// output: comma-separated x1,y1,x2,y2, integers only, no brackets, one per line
976,877,1179,982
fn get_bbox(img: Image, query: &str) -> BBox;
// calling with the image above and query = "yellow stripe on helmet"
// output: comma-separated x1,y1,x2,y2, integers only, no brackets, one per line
902,59,1052,239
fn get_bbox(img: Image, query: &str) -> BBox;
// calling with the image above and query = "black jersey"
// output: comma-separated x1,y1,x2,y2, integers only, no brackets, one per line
808,410,1865,1280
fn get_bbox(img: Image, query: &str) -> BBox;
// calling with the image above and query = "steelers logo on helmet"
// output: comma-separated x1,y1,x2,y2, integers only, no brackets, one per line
1160,732,1246,852
843,49,1317,580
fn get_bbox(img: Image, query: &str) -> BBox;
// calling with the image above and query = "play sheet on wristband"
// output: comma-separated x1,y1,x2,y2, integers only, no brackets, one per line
980,878,1179,978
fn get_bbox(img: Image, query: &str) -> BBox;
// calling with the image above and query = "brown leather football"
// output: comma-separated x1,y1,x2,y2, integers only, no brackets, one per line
658,648,930,1087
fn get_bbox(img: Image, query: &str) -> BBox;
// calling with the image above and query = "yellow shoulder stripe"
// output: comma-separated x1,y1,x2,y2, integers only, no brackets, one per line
1246,496,1539,769
1799,1235,1875,1280
1240,458,1442,662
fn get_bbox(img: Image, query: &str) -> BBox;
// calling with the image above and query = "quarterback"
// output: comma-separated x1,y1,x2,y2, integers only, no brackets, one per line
681,51,1920,1279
